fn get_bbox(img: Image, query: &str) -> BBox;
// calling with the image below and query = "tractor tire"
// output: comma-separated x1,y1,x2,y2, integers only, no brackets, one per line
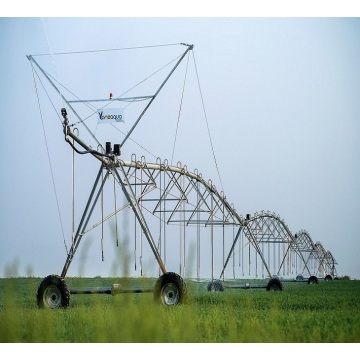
266,277,284,291
296,274,304,281
153,272,187,306
36,274,70,309
207,279,225,292
324,275,333,281
308,275,319,284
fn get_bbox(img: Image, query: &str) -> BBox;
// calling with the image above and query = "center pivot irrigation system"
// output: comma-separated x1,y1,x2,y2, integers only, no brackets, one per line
28,43,337,309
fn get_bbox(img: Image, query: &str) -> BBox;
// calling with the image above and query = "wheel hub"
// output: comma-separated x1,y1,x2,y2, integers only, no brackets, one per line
43,285,62,309
161,283,179,305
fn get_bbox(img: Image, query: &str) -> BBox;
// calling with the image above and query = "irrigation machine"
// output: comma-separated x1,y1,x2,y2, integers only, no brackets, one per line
28,43,337,309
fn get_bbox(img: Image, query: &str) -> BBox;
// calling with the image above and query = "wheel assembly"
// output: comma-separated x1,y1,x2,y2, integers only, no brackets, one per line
296,274,304,281
36,274,70,309
324,274,333,281
207,279,225,292
266,277,284,291
307,275,319,284
153,272,187,305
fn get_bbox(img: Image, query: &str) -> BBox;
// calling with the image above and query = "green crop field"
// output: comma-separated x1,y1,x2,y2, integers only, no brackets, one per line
0,277,359,343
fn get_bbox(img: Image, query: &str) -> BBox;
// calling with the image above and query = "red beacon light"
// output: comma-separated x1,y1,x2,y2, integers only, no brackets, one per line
109,92,113,100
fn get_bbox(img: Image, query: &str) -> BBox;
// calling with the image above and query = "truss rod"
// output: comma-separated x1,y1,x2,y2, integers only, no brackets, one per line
120,44,194,147
67,96,153,103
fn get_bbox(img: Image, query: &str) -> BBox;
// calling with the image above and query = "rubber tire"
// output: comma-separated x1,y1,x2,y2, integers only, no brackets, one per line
207,279,225,292
296,274,304,281
324,275,333,281
153,272,187,306
266,278,284,291
308,275,319,284
36,274,70,309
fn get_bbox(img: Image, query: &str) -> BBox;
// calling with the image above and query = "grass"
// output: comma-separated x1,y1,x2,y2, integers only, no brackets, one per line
0,277,359,343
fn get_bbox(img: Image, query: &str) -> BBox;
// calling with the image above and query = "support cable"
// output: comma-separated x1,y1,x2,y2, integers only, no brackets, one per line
32,43,181,56
171,51,190,164
69,52,184,128
31,66,68,255
40,18,66,111
30,67,63,126
120,46,193,148
192,51,224,193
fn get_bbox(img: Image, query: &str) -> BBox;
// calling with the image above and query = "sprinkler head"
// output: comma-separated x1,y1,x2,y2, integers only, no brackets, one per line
61,108,67,118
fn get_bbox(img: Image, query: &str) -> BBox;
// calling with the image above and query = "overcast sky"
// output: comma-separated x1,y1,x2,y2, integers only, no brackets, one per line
1,7,360,280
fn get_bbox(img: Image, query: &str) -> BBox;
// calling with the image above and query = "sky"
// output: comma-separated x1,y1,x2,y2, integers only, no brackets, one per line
1,3,360,281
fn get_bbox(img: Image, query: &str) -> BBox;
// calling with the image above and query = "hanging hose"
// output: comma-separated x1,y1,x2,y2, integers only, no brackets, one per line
232,225,235,279
241,231,244,277
222,197,225,280
211,193,214,280
101,169,105,261
140,161,143,276
248,237,251,277
134,157,137,271
163,164,167,268
182,173,186,277
113,176,119,247
71,129,78,248
196,179,200,281
158,158,162,277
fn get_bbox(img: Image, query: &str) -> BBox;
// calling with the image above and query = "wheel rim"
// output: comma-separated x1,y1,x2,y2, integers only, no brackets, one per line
160,283,180,305
43,285,62,309
271,284,280,291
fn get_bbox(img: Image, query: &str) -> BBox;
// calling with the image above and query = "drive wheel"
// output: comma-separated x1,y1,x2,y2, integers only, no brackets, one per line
36,274,70,309
153,272,187,306
296,274,304,281
308,275,318,284
324,275,333,281
207,279,224,292
266,278,284,291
